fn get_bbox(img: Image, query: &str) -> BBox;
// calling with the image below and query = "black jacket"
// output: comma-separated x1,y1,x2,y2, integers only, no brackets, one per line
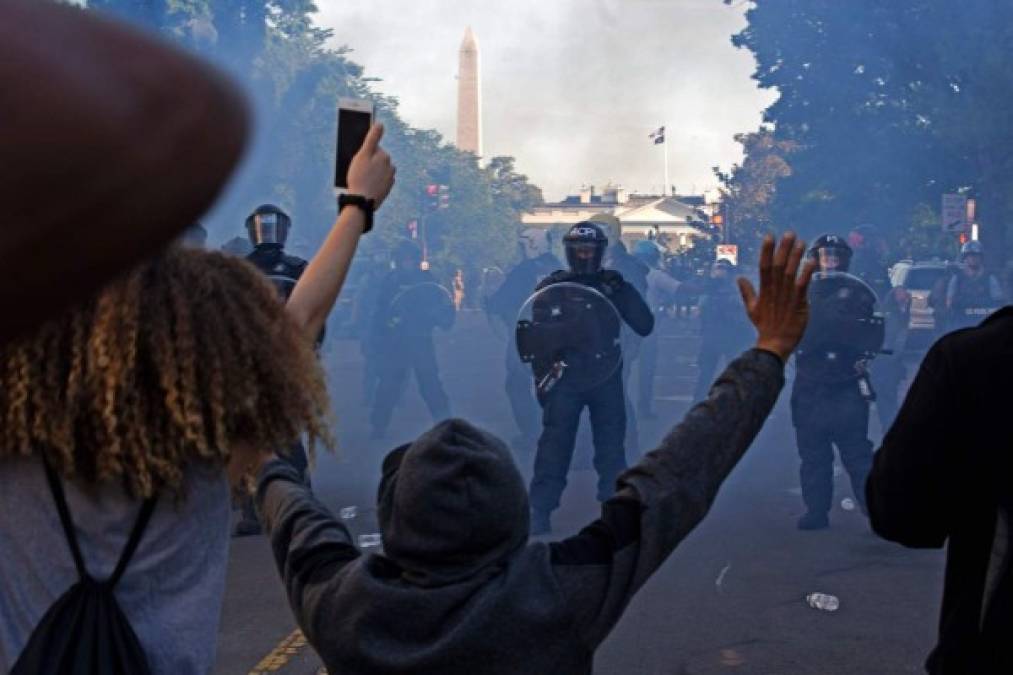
370,268,455,341
485,253,561,323
866,307,1013,675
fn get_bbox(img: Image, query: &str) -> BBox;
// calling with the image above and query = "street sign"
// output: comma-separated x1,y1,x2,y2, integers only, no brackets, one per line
942,193,969,232
716,244,739,266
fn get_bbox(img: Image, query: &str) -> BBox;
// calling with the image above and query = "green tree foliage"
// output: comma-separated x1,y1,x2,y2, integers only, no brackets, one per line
87,0,542,279
726,0,1013,267
713,128,797,263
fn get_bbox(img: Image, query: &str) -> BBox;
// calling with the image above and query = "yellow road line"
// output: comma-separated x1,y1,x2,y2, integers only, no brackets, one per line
248,628,309,674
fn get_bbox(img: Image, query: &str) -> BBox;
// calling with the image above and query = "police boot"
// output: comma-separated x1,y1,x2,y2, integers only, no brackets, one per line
530,509,552,536
797,511,830,531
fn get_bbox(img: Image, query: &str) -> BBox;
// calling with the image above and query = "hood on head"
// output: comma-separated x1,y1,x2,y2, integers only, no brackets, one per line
377,419,529,584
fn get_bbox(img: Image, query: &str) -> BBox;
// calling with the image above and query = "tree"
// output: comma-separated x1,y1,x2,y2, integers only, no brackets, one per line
726,0,1013,268
87,0,541,280
714,128,797,263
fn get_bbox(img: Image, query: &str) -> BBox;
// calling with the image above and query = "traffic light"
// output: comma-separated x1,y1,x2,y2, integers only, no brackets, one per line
438,185,450,209
425,184,439,210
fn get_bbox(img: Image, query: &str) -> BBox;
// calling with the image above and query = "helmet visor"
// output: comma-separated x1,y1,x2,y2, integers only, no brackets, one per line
249,213,288,246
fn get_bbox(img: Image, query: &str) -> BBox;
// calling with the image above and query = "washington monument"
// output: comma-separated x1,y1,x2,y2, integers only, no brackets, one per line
456,27,482,156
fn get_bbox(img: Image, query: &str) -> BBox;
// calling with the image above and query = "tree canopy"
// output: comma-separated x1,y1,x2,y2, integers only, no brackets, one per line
724,0,1013,267
88,0,543,278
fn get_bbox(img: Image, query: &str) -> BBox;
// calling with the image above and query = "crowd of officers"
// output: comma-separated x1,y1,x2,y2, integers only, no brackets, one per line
216,208,1005,536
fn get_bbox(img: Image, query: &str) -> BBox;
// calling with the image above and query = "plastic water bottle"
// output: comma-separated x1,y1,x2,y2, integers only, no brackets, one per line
340,506,358,520
840,498,856,512
805,593,840,612
357,533,383,549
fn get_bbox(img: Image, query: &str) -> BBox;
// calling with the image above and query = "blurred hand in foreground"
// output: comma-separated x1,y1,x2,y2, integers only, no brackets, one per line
348,123,396,207
737,233,816,362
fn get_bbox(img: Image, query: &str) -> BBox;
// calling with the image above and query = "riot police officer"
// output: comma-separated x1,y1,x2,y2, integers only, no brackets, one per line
522,222,653,535
944,240,1004,331
485,228,562,447
369,240,455,439
792,234,881,530
235,204,313,536
632,240,680,419
692,259,754,402
598,217,650,456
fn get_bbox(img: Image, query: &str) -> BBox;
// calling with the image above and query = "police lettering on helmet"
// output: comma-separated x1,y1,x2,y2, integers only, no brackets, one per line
563,222,608,276
246,204,292,248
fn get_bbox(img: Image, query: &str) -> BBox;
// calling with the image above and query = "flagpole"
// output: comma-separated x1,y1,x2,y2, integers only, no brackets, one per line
663,133,670,197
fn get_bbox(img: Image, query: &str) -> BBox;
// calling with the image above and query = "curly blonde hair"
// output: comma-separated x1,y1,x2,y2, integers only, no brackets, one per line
0,247,332,497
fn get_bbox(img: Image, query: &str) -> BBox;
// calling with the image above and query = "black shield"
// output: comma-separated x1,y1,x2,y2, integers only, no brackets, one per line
516,282,622,392
803,271,886,360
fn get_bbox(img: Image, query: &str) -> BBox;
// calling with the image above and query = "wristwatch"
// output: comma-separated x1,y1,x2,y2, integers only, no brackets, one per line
338,194,376,233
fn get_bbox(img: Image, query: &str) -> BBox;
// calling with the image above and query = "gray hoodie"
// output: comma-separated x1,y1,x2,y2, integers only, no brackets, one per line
257,348,784,674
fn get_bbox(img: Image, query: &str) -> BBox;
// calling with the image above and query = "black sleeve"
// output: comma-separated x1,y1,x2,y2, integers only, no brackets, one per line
613,281,654,337
866,340,957,548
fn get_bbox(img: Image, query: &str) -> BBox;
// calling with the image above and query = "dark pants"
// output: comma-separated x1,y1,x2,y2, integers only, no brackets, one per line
530,371,627,514
370,336,451,435
637,328,659,414
791,381,873,515
505,343,540,441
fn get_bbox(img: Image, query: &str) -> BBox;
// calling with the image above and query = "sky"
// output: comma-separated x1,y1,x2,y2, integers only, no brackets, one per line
315,0,776,202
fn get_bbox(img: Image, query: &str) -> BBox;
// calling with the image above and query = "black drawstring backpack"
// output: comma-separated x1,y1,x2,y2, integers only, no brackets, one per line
11,460,158,675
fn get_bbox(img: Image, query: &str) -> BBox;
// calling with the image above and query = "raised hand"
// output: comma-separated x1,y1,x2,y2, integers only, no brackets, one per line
736,233,816,362
348,123,396,208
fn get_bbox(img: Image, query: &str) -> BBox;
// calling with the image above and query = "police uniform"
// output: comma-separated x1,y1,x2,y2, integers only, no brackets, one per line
792,235,881,530
235,204,312,536
523,223,654,534
693,262,753,403
486,250,561,444
369,243,454,438
605,243,650,457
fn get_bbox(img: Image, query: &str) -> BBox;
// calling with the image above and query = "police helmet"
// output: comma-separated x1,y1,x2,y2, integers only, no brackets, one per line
633,240,662,267
808,234,853,272
563,222,608,275
960,240,984,260
246,204,292,247
393,239,423,270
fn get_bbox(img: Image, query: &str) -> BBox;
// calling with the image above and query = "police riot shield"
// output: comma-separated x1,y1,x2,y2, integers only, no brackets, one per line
804,271,886,361
515,282,622,395
387,282,455,332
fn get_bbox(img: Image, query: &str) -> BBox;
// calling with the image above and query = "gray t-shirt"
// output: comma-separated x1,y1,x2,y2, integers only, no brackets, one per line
0,456,230,674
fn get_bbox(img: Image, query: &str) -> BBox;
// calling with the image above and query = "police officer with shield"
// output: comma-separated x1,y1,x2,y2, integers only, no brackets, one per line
485,228,562,448
517,222,653,535
235,204,314,536
369,240,455,439
792,234,884,530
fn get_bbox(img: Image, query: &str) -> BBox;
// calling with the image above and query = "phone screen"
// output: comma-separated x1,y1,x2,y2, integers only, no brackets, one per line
335,107,373,189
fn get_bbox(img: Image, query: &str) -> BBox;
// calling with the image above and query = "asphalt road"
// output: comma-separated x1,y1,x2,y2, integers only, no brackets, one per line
215,312,944,675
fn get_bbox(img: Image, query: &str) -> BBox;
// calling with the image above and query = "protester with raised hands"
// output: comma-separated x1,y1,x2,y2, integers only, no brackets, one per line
242,234,814,675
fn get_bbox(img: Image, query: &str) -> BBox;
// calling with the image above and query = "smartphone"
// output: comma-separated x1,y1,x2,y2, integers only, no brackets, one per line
334,98,375,192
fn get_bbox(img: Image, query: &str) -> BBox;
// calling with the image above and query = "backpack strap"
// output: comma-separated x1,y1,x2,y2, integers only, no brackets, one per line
42,456,158,588
42,457,89,581
108,493,157,588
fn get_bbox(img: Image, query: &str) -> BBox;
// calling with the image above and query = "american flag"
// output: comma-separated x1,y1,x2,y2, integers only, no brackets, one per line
649,126,665,145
